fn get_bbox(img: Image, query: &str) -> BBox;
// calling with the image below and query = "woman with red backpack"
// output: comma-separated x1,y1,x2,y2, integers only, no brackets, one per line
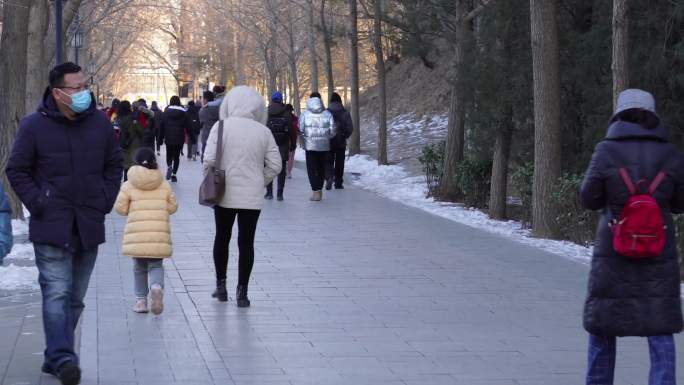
581,89,684,385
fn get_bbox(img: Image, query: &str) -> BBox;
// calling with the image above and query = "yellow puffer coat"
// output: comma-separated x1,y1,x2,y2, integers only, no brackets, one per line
114,165,178,258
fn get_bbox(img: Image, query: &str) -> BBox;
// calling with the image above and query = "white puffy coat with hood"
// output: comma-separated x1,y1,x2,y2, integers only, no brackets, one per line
299,97,336,152
203,86,282,210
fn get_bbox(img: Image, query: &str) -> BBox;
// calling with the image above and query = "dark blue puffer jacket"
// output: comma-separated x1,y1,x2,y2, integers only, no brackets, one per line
581,120,684,336
5,87,122,250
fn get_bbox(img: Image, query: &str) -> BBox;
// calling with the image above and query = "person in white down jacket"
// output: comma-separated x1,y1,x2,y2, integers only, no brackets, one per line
203,86,282,307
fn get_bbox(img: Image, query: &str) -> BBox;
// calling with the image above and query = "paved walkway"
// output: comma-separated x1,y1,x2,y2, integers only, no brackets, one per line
2,154,684,385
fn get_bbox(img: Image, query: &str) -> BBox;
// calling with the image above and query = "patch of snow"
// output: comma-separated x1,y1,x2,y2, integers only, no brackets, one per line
0,264,38,291
12,219,28,237
5,243,34,261
344,154,593,265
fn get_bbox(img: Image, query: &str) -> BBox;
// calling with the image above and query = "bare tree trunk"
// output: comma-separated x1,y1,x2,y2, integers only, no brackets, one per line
530,0,562,238
612,0,629,109
489,122,512,220
372,0,387,165
26,0,50,111
348,0,361,155
0,0,32,218
441,1,469,199
233,25,244,86
307,0,319,93
320,0,334,99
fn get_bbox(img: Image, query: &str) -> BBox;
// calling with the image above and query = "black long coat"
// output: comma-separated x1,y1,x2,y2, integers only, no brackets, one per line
160,106,189,146
581,120,684,336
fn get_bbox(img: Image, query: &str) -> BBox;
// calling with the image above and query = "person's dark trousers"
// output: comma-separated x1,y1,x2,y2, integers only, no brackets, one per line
213,207,261,286
34,236,98,371
155,138,161,153
123,168,129,182
266,159,287,196
325,147,346,187
305,151,327,191
166,144,182,174
586,334,676,385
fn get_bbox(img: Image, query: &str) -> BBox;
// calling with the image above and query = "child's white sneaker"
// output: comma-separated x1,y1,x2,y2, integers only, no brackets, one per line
133,299,148,313
150,285,164,315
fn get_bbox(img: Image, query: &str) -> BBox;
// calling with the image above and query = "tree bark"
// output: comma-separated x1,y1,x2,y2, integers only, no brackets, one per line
440,1,469,199
612,0,629,109
233,24,244,86
307,0,319,93
26,0,50,111
320,0,334,99
0,0,32,219
489,123,512,220
348,0,361,155
530,0,562,238
372,0,387,165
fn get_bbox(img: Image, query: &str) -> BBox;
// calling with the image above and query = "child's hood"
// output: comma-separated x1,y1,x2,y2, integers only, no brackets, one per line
127,165,163,191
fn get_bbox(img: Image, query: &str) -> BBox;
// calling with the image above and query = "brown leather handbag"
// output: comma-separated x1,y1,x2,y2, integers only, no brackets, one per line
199,121,226,207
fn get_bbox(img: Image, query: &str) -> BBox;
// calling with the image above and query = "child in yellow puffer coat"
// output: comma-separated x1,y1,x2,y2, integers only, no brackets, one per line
115,147,178,314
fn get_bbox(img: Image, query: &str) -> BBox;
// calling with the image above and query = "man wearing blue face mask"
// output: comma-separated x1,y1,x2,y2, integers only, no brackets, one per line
5,62,122,385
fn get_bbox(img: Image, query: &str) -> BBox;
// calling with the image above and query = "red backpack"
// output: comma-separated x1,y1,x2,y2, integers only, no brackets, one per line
611,168,667,259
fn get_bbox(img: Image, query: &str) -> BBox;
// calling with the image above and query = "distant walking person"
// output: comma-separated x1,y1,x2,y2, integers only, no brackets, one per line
186,100,201,161
199,86,226,162
116,101,144,181
299,92,336,201
264,91,296,201
580,89,684,385
203,86,281,306
115,147,178,315
6,62,122,385
325,93,354,190
160,96,189,182
150,101,163,155
0,183,13,264
286,103,299,178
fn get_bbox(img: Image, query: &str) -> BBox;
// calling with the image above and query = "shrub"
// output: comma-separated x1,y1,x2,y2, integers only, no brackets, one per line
552,173,598,247
418,141,445,197
511,163,534,229
454,158,492,209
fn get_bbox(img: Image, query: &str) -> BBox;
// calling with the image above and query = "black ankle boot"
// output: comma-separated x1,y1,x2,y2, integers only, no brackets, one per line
212,279,228,302
236,285,250,308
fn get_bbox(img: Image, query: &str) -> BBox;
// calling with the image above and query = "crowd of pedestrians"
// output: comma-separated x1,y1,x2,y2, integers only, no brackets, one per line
1,60,682,385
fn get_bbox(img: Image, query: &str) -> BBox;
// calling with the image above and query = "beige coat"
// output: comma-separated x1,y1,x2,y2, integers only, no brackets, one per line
204,86,282,210
115,166,178,258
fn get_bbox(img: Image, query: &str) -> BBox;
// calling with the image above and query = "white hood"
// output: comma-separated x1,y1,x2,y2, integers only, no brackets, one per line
219,86,267,125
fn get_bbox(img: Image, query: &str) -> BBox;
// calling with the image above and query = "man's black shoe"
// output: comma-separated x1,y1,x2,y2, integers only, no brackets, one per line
57,361,81,385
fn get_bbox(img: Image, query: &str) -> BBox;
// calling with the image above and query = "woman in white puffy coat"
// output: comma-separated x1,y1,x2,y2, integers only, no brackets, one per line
203,86,282,307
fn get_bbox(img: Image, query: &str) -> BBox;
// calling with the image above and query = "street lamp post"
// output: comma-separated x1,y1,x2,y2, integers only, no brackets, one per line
73,14,82,65
55,0,64,64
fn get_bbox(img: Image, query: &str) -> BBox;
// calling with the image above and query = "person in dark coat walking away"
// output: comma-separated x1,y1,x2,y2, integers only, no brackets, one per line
580,89,684,385
325,93,353,190
186,100,201,161
199,85,226,162
5,62,122,385
299,92,336,201
160,96,188,182
264,91,296,201
150,101,163,155
117,101,145,181
0,183,13,264
285,104,299,179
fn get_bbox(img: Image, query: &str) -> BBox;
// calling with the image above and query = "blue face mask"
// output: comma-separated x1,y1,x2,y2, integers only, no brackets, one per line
58,88,91,113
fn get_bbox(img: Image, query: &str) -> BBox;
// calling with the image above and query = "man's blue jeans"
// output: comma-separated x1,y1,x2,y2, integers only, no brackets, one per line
34,239,98,370
587,334,676,385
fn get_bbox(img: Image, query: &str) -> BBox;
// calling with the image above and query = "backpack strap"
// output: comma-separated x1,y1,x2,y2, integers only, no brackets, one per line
618,168,636,195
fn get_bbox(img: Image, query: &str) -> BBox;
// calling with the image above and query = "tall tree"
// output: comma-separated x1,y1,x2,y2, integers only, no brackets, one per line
307,0,319,92
612,0,629,108
372,0,387,165
320,0,335,98
440,0,495,199
0,0,32,218
25,0,50,111
530,0,562,238
348,0,361,155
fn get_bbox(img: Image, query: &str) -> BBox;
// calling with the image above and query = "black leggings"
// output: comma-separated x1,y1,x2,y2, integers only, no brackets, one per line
166,144,183,174
306,151,328,191
213,207,261,286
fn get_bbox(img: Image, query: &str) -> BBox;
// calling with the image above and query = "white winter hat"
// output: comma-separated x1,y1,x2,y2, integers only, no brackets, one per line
615,89,656,115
